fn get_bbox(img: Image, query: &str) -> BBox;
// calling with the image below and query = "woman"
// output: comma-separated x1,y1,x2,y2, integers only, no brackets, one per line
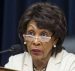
5,2,75,71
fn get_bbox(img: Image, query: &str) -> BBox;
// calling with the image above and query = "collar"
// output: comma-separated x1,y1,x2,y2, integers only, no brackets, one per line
48,50,64,64
23,50,65,71
23,52,33,71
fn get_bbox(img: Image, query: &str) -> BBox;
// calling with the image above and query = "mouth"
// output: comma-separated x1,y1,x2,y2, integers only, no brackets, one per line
31,49,42,55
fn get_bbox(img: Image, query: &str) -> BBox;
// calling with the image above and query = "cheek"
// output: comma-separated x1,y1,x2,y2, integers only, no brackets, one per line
26,41,31,52
43,42,53,55
43,42,53,49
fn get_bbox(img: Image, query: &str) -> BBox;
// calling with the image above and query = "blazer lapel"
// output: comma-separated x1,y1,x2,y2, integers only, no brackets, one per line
22,52,33,71
46,50,63,71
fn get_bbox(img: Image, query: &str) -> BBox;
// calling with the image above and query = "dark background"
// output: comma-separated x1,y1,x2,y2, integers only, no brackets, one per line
0,0,75,66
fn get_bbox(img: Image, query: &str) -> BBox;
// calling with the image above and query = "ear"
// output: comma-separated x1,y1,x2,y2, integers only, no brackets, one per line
22,34,27,44
53,38,58,45
22,34,25,41
23,34,25,38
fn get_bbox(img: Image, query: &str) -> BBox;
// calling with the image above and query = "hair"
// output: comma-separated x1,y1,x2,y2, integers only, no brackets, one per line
18,2,67,56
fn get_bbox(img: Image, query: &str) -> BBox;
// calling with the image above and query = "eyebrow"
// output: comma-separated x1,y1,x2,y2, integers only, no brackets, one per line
29,24,37,29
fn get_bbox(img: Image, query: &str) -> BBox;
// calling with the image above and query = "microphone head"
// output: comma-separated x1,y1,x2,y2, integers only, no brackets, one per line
10,44,25,55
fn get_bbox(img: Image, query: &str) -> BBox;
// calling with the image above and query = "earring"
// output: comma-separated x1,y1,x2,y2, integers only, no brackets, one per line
54,45,56,48
24,42,26,44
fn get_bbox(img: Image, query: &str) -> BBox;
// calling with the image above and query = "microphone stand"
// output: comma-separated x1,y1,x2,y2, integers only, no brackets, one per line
0,49,12,54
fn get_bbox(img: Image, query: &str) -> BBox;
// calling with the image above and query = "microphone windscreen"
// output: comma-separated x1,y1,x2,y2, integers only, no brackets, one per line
10,44,24,55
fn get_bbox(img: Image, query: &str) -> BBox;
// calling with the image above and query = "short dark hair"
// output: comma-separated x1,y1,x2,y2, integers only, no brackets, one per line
18,2,67,56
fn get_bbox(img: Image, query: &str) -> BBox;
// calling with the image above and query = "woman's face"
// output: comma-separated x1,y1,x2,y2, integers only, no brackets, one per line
23,20,57,60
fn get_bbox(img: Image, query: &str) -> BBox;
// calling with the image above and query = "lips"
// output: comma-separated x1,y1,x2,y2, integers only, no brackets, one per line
32,49,41,52
31,49,42,55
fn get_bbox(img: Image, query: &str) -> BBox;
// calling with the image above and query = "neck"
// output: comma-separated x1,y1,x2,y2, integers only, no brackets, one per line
33,54,51,70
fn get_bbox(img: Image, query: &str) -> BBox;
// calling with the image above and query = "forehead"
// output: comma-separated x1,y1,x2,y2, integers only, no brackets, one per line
27,20,37,30
27,20,48,31
27,20,49,30
27,20,52,34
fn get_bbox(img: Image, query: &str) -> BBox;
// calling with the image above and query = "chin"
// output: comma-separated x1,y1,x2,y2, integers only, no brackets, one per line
31,54,44,60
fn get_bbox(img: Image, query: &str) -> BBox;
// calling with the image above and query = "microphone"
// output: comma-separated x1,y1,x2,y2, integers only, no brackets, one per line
0,44,24,55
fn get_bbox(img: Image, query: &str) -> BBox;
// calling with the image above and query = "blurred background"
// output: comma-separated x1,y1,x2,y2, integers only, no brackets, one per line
0,0,75,66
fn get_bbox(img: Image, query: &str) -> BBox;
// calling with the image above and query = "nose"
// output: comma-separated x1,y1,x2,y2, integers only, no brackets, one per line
32,36,40,46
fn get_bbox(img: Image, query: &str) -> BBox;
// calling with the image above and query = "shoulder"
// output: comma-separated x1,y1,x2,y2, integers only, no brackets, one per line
62,50,75,60
46,50,75,71
7,52,25,62
5,52,30,63
61,50,75,71
4,52,30,70
8,52,30,61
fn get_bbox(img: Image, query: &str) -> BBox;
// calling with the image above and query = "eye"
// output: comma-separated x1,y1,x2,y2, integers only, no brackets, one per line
27,30,35,35
40,31,48,37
